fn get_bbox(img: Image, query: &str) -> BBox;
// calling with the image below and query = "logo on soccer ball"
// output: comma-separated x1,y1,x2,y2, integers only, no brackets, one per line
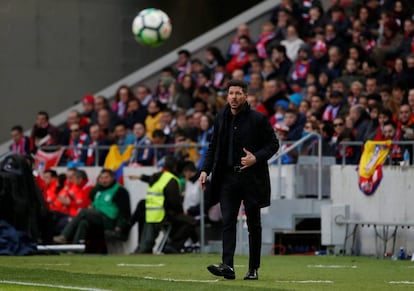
132,8,172,47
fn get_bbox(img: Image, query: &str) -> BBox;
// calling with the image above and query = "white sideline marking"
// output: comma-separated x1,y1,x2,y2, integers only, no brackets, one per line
275,280,334,284
389,281,414,285
117,263,165,267
33,263,71,266
144,276,218,283
0,280,111,291
307,264,358,269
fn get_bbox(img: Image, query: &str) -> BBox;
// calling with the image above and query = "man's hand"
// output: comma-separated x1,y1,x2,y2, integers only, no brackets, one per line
199,171,208,190
241,148,257,170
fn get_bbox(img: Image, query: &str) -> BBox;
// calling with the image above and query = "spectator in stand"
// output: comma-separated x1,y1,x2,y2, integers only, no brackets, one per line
51,168,77,216
91,96,118,126
64,123,90,167
365,76,379,95
68,169,93,217
323,46,344,81
175,49,192,82
391,80,407,106
404,54,414,89
327,5,351,41
361,58,388,86
145,100,163,140
61,110,88,146
125,98,147,130
342,57,365,86
324,23,345,50
398,104,414,134
304,5,325,39
300,120,320,155
288,44,314,90
255,22,276,59
285,109,306,141
227,23,251,61
30,111,61,147
256,79,287,117
335,128,358,164
155,76,174,105
349,104,371,142
81,95,95,124
270,99,289,127
322,90,348,121
348,81,364,107
270,45,292,81
372,18,404,65
152,129,172,167
112,121,134,152
312,39,329,75
54,169,131,244
299,99,311,116
112,85,134,120
42,169,59,210
174,129,198,170
134,84,153,108
389,56,408,84
363,103,383,141
331,116,346,144
310,94,326,118
382,120,406,165
159,108,177,137
408,88,414,113
281,24,305,62
87,124,110,166
205,46,226,76
175,74,195,110
10,125,33,155
196,114,214,170
97,108,116,140
270,0,301,27
226,35,252,74
129,122,154,166
274,123,298,164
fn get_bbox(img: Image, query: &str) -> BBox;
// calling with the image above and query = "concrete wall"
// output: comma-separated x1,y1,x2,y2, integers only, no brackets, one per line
0,0,263,144
330,165,414,256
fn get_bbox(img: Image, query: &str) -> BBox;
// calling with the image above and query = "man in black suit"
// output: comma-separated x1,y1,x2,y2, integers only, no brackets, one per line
199,79,279,280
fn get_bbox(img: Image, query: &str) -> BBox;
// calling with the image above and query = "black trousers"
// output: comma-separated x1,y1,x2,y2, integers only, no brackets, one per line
219,169,262,269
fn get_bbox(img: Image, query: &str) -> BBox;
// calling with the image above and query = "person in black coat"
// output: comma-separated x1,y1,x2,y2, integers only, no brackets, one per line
199,79,279,280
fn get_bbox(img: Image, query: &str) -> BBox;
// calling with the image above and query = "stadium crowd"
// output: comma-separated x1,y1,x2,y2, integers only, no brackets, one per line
5,0,414,251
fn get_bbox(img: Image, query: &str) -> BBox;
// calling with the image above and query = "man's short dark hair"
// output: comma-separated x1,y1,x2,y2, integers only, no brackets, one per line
384,120,397,129
44,169,58,178
100,168,115,178
163,155,177,172
178,49,191,58
182,161,197,173
227,79,248,94
37,111,49,121
74,169,88,180
152,129,166,139
11,125,23,133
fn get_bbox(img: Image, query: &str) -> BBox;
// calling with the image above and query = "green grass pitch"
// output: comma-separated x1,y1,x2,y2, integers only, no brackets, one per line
0,254,413,290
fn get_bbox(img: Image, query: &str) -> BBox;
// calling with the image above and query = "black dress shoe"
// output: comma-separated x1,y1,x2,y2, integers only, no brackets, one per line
207,263,235,280
244,269,258,280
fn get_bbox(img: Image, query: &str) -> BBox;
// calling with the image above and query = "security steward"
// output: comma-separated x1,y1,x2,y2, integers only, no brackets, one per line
130,155,197,253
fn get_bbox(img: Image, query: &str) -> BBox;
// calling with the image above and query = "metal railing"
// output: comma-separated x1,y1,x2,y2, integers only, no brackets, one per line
269,133,323,200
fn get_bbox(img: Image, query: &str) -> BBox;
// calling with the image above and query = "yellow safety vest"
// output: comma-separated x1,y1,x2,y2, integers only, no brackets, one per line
145,171,180,223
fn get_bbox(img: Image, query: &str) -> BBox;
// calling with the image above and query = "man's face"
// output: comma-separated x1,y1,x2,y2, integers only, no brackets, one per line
10,130,22,143
365,79,377,94
227,86,247,113
67,112,79,125
99,172,114,188
89,125,100,141
114,125,126,139
98,110,110,126
133,123,145,138
70,125,81,139
311,96,323,110
36,114,47,127
43,172,53,186
383,125,396,139
399,105,411,123
284,113,297,127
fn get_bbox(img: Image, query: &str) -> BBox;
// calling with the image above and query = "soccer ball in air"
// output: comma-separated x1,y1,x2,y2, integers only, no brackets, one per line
132,8,172,47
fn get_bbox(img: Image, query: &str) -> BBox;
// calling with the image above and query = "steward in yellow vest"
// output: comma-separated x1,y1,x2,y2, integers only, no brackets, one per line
131,155,197,253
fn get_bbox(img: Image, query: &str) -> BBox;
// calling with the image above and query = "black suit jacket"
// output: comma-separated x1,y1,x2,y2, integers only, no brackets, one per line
201,103,279,208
